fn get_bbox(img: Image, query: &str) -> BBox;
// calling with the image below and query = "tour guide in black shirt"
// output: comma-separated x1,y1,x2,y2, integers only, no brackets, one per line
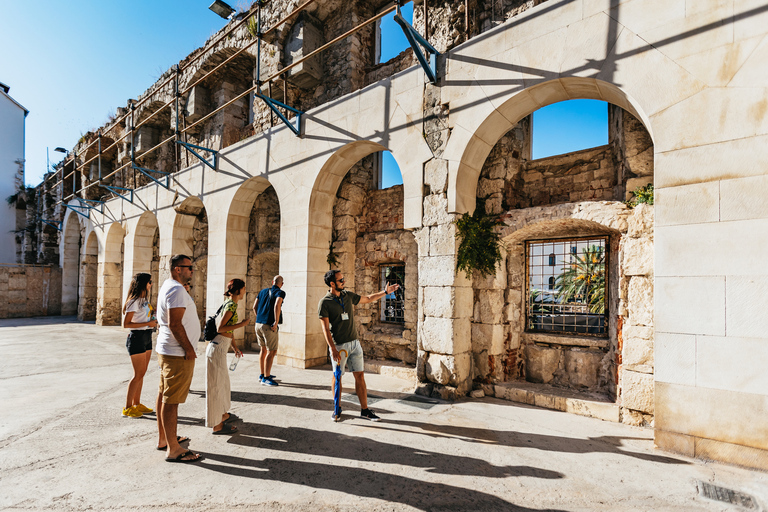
318,269,400,422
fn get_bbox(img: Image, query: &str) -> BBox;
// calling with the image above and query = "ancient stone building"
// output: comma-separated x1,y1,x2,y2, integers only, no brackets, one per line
16,0,768,471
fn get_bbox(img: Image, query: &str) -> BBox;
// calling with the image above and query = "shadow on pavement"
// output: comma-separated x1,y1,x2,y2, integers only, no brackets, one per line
227,422,564,480
196,454,569,512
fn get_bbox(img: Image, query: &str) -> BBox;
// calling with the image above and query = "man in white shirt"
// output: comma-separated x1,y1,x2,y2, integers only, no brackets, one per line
155,254,202,463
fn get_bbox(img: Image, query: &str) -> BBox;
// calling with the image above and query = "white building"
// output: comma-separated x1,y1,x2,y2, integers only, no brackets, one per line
0,82,27,264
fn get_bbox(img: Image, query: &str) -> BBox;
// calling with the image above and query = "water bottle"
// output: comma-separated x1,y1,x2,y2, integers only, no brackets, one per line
229,353,241,371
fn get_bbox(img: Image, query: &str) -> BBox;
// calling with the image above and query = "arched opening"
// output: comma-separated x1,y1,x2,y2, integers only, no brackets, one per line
224,176,280,347
61,213,82,316
326,145,418,367
455,79,655,424
133,211,160,307
172,196,208,327
78,231,98,321
97,222,125,326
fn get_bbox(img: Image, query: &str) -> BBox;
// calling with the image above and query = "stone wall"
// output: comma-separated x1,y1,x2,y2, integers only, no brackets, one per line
331,156,418,365
0,266,62,319
245,186,281,346
465,106,655,424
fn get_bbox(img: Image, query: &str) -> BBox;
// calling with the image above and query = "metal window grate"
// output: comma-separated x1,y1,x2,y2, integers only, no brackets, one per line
380,265,405,324
526,237,608,336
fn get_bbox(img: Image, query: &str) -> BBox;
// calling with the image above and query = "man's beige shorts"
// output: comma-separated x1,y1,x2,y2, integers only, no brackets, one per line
157,354,195,404
255,323,279,352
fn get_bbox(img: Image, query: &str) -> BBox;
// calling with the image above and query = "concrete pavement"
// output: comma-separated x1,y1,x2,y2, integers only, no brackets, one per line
1,317,766,511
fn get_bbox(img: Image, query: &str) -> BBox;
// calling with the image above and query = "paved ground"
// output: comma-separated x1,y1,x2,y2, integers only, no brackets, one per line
1,317,766,512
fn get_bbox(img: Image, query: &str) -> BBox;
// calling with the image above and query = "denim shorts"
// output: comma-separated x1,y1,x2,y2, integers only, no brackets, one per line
126,330,153,355
331,339,364,375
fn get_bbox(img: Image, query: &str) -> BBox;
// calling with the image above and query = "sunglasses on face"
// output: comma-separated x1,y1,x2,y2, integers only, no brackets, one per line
336,278,345,283
176,265,193,269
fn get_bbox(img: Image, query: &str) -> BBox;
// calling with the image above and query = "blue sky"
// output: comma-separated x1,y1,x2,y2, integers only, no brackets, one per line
2,0,604,188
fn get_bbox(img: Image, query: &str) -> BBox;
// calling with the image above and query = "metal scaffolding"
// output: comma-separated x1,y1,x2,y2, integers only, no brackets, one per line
47,0,437,210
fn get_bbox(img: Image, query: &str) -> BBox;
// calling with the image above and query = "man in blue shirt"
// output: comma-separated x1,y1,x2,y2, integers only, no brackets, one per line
252,275,285,386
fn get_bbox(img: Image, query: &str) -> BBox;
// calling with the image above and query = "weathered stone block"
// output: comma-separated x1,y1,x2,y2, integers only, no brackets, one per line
563,350,602,389
424,159,448,194
429,223,457,256
418,256,458,287
471,322,505,354
472,289,505,324
622,369,654,414
425,352,451,385
627,203,654,238
419,316,470,354
622,237,653,276
423,194,451,226
628,276,653,327
524,344,560,384
623,326,654,367
8,273,25,291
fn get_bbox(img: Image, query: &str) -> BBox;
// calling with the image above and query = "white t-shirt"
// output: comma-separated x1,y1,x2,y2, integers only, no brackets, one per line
125,298,152,330
156,279,201,357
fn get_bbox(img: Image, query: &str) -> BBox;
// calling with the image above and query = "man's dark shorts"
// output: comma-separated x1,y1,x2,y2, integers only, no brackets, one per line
126,330,153,355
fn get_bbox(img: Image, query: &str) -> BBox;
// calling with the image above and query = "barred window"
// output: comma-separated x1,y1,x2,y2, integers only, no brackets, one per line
380,265,405,324
526,237,608,336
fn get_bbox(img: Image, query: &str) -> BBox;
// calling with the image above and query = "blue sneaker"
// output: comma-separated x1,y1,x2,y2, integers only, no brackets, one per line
258,374,264,383
263,376,278,386
332,408,342,422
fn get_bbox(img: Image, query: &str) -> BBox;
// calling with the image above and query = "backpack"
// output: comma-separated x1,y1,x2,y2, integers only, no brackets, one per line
203,304,225,341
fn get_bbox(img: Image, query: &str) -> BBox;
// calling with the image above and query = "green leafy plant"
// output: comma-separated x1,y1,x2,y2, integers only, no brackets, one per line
454,208,504,278
247,16,259,39
327,229,339,268
554,245,606,314
626,183,654,207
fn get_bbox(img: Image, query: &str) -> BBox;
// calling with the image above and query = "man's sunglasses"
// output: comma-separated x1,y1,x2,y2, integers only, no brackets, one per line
336,278,345,283
176,265,193,269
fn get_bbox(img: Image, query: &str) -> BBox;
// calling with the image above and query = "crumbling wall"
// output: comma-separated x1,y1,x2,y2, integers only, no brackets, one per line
191,210,208,327
245,186,281,346
467,105,655,423
0,266,62,319
331,155,417,365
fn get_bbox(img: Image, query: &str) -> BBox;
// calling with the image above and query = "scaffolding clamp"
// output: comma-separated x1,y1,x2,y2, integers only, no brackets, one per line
100,185,134,203
175,141,219,171
393,5,440,84
256,93,303,136
41,219,62,231
132,164,171,189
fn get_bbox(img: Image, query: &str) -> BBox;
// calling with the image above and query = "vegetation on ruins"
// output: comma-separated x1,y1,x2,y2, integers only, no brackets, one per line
454,208,504,278
554,245,606,314
626,183,654,207
327,229,340,268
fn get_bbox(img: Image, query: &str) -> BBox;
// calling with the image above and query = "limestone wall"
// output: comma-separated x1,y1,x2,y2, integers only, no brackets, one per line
0,266,62,319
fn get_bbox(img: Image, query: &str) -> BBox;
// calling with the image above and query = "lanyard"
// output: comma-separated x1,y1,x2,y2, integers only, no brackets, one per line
332,294,344,311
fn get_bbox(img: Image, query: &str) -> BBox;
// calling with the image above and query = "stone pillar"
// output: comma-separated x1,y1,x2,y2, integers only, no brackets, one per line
416,158,473,399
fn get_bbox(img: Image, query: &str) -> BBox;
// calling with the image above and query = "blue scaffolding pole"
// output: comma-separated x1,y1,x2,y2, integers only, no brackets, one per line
393,3,440,84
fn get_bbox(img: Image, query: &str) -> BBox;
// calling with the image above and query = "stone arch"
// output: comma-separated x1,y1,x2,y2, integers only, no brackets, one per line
448,78,654,215
61,211,83,316
312,140,419,367
133,211,160,307
78,230,98,321
224,176,280,346
97,222,125,326
171,196,208,325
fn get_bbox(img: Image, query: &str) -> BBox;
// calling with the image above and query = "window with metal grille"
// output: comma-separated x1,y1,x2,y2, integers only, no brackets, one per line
380,264,405,324
526,237,608,336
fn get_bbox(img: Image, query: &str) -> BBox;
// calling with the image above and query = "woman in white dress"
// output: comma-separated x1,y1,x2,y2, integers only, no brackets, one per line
122,273,158,418
206,278,247,434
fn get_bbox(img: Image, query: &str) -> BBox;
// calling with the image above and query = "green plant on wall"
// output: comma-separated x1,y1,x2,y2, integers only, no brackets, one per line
454,208,504,278
327,229,340,268
626,183,654,207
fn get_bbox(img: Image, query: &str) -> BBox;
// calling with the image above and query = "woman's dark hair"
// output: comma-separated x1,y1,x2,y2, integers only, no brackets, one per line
123,273,152,313
324,270,340,287
224,278,245,297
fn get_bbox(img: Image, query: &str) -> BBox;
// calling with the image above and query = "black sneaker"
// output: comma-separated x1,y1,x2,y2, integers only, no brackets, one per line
360,408,380,422
332,408,342,422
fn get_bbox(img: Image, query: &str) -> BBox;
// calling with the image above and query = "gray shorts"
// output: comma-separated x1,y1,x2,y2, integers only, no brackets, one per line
331,340,364,375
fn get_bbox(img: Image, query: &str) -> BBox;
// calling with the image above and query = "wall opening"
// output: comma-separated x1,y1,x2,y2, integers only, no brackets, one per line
375,1,413,64
532,99,608,160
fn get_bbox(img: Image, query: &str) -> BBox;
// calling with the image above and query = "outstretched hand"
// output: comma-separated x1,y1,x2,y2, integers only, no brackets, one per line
385,283,400,294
